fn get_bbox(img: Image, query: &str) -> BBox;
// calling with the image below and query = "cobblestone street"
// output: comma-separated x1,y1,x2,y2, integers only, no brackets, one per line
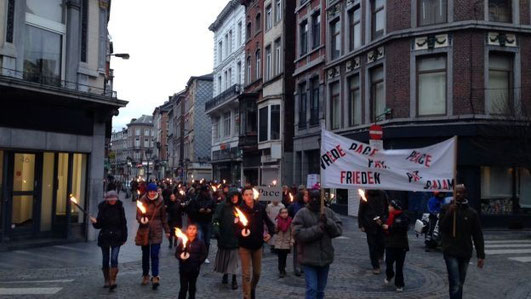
1,194,530,298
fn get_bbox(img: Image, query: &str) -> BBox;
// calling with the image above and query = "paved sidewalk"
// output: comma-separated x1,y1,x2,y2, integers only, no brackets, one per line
0,194,530,298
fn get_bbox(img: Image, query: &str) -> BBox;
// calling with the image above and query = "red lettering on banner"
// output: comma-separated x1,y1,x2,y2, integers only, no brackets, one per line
340,171,381,185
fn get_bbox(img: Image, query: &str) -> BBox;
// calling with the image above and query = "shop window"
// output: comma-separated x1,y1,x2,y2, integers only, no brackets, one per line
56,153,69,218
40,153,54,232
481,166,513,215
520,168,531,209
71,154,87,224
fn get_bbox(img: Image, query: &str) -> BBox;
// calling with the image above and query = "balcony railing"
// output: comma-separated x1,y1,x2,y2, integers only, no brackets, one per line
0,67,118,99
212,147,241,162
205,84,241,112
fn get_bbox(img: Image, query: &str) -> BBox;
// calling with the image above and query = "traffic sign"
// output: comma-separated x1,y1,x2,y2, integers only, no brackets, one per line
369,124,383,140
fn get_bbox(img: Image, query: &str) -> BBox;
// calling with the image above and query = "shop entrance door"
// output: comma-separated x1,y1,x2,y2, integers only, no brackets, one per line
8,153,39,238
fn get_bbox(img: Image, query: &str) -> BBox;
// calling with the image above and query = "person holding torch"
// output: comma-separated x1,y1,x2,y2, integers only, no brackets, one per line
135,182,170,290
90,191,127,291
175,224,207,299
236,186,276,299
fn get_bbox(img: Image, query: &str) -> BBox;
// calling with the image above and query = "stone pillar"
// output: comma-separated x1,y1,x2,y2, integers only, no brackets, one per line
87,119,106,241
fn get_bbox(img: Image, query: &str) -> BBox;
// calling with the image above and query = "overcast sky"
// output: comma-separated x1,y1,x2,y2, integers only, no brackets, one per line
108,0,228,131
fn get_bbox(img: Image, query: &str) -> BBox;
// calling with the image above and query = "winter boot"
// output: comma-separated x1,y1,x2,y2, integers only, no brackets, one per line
222,274,228,284
109,267,119,290
141,275,150,286
231,275,238,290
102,268,110,288
152,276,160,290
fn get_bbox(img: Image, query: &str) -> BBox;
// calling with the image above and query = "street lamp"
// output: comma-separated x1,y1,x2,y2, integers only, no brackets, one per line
109,53,130,60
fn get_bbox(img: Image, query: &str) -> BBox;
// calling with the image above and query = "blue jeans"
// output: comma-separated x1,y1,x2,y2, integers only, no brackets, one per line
197,222,212,254
101,246,121,268
444,255,470,299
142,244,161,276
303,265,330,299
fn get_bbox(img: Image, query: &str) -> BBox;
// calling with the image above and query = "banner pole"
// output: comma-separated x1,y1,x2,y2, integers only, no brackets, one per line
452,135,458,238
320,127,325,215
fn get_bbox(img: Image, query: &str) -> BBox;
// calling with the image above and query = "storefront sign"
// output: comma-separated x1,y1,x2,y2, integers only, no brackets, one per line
321,128,456,192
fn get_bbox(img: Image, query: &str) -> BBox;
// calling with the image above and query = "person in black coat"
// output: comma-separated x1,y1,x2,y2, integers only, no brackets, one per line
166,193,183,249
358,189,389,274
187,185,216,262
90,191,127,291
175,223,207,299
235,186,275,299
377,200,410,292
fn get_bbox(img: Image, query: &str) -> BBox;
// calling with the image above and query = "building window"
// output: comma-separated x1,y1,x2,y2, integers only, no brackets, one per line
255,49,261,79
371,0,385,40
228,68,232,87
136,129,141,136
26,0,64,23
259,107,269,142
224,112,231,137
274,39,282,75
417,56,447,116
418,0,447,26
218,76,222,93
225,34,229,57
330,20,341,60
481,166,515,215
265,46,272,80
144,138,149,148
218,41,223,63
229,30,233,53
275,0,282,22
237,22,242,46
23,25,62,85
237,62,242,85
247,56,252,83
80,0,88,62
298,83,307,128
223,71,227,90
247,22,252,40
135,137,140,147
6,0,15,43
241,100,257,135
348,74,361,126
300,20,308,56
488,53,513,114
349,6,361,51
266,5,273,30
310,77,320,125
370,66,385,122
488,0,512,23
270,105,280,140
255,13,261,32
213,117,220,141
330,82,341,129
312,12,321,49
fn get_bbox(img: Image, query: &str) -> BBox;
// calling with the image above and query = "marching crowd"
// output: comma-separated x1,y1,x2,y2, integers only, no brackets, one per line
91,178,484,299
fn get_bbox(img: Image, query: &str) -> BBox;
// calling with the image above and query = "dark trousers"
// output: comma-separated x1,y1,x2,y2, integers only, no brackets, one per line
179,270,199,299
444,255,470,299
366,231,385,269
277,249,290,273
197,221,212,254
101,246,121,268
385,247,407,288
302,265,330,299
293,241,301,272
141,243,161,276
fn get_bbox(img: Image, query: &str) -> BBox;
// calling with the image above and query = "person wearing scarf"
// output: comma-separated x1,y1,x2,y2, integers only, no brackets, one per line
378,199,410,292
274,208,293,278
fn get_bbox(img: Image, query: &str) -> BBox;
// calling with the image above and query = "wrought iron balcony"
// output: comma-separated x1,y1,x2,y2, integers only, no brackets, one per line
205,84,241,112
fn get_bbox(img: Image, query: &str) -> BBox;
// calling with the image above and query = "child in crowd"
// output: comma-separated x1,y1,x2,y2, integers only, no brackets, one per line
275,208,294,278
175,224,208,299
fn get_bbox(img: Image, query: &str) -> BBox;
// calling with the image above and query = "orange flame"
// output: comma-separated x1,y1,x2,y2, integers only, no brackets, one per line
137,201,147,214
234,207,249,227
272,180,277,186
137,190,140,195
174,227,189,248
222,179,226,184
252,188,260,200
358,189,367,202
69,194,78,204
212,185,217,192
179,189,185,196
289,193,294,202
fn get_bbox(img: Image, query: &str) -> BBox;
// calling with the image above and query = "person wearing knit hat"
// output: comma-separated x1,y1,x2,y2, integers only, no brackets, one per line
377,199,410,292
136,181,170,289
90,190,127,291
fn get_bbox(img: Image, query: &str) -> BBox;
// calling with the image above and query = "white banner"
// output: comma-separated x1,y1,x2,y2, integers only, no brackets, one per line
320,129,456,192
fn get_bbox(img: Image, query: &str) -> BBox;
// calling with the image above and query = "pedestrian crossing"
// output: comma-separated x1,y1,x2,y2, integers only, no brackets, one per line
484,239,531,263
0,279,72,295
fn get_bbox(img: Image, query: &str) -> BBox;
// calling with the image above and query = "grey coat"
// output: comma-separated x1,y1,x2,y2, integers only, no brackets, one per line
292,207,343,267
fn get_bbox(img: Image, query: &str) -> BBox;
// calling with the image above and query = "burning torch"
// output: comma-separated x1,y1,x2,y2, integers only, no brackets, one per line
175,227,190,260
234,207,250,237
137,201,148,224
252,188,260,201
358,189,367,202
69,194,91,216
289,193,294,202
